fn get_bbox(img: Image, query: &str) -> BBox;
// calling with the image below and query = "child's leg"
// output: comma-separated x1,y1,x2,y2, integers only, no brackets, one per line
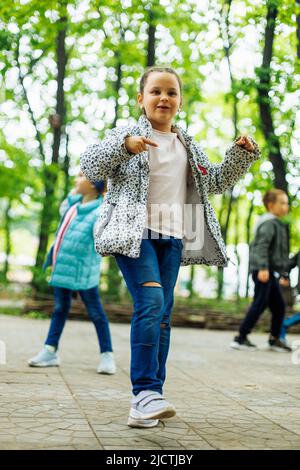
239,271,272,337
281,312,300,339
155,238,183,389
115,239,164,396
79,286,113,353
268,276,285,338
280,322,287,340
45,287,73,349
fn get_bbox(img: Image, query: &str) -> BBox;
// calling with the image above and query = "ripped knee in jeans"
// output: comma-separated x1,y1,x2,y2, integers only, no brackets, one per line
142,282,162,288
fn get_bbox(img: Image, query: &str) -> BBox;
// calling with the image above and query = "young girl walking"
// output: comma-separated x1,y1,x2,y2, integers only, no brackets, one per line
80,66,260,428
28,172,116,375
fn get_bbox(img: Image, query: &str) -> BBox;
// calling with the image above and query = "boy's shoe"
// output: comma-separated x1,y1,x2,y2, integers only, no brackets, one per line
268,337,292,352
230,335,257,350
127,417,159,428
129,390,176,421
97,351,116,374
28,345,60,367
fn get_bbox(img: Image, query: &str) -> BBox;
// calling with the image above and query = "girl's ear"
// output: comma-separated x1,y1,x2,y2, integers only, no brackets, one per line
137,92,143,107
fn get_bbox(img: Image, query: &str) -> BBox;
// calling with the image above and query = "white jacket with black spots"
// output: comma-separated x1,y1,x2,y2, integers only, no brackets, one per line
80,114,260,267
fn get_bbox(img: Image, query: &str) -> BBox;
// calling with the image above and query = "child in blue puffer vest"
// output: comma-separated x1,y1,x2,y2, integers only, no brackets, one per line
28,172,116,374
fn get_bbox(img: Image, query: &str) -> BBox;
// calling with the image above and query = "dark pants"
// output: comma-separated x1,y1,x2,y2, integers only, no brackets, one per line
45,286,113,353
239,271,285,338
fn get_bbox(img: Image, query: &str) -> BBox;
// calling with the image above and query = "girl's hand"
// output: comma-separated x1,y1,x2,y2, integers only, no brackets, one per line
258,269,270,283
236,135,254,152
125,136,158,154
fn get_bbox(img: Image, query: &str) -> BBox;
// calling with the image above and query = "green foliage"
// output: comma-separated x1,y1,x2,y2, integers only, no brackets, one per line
30,266,51,294
0,0,299,297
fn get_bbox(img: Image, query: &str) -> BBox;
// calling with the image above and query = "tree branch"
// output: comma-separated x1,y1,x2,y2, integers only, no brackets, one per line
15,36,46,162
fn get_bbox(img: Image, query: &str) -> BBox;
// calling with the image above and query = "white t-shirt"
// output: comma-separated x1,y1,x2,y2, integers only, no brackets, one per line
146,128,188,239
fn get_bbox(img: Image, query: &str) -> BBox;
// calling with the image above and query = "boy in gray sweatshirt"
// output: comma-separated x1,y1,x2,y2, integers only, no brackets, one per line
231,189,291,352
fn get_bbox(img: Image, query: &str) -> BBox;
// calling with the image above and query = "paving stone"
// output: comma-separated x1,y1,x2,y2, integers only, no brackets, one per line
1,314,300,450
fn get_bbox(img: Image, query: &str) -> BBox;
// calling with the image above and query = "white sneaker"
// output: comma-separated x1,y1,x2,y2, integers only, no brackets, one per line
129,390,176,421
28,345,60,367
127,417,159,428
97,351,116,374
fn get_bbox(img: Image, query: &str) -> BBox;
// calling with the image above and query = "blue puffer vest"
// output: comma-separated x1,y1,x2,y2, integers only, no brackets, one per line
44,193,103,291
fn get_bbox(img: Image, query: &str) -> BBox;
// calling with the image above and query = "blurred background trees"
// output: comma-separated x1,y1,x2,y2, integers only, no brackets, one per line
0,0,299,302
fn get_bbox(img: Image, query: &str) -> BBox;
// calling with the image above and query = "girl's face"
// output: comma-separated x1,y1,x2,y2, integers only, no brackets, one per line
137,72,182,131
75,171,96,195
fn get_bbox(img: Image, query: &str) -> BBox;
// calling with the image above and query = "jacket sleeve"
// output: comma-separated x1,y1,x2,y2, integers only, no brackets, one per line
80,126,135,181
252,222,276,270
194,137,260,195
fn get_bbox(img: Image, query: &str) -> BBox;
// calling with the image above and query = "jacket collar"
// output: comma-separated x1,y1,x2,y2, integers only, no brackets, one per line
67,193,102,214
77,195,102,214
137,114,193,148
68,193,82,206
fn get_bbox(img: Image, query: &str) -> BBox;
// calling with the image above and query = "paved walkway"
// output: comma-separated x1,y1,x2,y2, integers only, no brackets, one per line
1,314,300,450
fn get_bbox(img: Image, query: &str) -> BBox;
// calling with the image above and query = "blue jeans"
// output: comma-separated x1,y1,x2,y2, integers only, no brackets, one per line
45,286,113,353
115,229,183,396
281,312,300,340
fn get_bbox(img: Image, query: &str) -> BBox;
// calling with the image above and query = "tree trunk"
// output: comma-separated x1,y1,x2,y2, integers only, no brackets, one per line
297,0,300,59
216,0,238,300
217,190,234,299
147,9,156,66
245,198,254,298
187,265,195,299
233,196,240,302
256,2,288,192
3,198,12,281
33,17,68,287
62,131,70,200
217,194,226,299
111,49,122,129
106,31,125,301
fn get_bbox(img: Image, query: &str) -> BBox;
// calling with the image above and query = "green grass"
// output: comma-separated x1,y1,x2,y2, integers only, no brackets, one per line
0,307,49,319
174,295,250,314
0,307,23,317
25,311,49,319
